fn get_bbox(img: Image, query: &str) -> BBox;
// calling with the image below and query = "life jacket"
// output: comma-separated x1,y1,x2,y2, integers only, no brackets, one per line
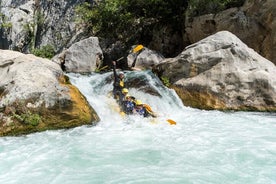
143,104,153,113
142,104,157,117
119,79,124,88
114,78,124,89
134,107,150,117
123,100,135,114
135,107,146,116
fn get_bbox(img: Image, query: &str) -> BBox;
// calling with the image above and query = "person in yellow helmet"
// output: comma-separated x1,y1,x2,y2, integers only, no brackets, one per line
122,88,128,95
119,88,129,106
112,61,125,101
133,99,157,117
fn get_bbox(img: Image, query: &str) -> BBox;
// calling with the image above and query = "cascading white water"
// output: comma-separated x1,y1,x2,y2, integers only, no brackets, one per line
0,71,275,184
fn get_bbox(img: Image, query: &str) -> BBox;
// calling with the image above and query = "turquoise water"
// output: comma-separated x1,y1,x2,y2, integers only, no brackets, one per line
0,72,275,184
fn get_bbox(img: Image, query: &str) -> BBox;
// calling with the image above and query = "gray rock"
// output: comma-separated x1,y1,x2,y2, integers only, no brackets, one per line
0,0,86,52
185,0,276,65
53,37,103,73
127,46,164,70
0,49,99,136
0,50,67,108
154,31,276,111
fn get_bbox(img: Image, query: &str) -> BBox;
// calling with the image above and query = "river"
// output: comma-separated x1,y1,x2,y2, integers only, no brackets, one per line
0,71,275,184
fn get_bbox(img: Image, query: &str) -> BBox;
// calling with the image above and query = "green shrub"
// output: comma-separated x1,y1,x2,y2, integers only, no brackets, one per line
75,0,187,41
1,22,12,29
161,76,171,87
23,113,41,126
31,45,55,59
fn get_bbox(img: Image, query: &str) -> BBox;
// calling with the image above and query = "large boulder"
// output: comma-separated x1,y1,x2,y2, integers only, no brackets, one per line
52,37,103,73
127,46,165,70
153,31,276,111
0,49,99,136
185,0,276,65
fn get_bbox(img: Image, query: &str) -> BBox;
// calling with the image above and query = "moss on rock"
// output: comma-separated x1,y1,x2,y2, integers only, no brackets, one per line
0,76,100,137
172,85,276,112
172,85,227,110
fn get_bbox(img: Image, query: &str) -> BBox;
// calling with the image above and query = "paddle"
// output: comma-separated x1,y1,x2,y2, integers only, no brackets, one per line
166,119,177,125
131,45,144,68
133,44,144,53
96,45,143,71
144,104,177,125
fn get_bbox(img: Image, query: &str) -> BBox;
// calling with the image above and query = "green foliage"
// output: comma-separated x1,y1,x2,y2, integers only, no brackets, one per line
31,45,55,59
23,113,41,126
161,76,171,87
0,12,12,29
75,0,187,41
13,112,41,126
7,100,41,126
1,22,12,29
75,0,244,43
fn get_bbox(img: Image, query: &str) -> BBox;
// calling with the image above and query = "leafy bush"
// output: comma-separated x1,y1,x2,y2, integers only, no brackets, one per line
161,76,171,87
7,100,41,126
23,113,41,126
31,45,55,59
75,0,187,41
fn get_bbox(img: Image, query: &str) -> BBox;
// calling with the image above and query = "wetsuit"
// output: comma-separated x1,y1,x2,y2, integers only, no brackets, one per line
134,107,150,117
122,100,135,115
112,63,124,102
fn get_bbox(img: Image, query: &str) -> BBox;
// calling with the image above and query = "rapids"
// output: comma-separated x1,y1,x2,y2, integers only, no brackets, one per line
0,71,275,184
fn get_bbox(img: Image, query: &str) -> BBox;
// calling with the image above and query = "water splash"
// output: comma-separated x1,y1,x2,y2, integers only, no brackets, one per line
0,71,275,184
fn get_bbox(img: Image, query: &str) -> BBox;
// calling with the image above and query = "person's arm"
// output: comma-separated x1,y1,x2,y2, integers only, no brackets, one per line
112,61,117,78
144,104,157,117
112,61,120,86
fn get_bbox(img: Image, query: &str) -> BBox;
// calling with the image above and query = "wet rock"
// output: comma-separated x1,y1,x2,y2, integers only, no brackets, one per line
0,49,99,136
154,31,276,111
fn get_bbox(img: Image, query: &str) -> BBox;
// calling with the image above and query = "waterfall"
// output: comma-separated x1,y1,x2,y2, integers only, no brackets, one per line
68,70,189,126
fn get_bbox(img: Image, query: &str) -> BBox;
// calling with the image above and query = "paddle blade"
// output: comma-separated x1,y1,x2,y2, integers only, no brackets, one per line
133,45,144,53
167,119,176,125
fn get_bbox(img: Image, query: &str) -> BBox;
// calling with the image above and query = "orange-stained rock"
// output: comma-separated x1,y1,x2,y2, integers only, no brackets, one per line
0,49,99,136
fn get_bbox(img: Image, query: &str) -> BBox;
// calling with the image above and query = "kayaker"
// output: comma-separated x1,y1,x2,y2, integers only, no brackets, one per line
119,88,129,107
112,61,125,101
133,100,157,118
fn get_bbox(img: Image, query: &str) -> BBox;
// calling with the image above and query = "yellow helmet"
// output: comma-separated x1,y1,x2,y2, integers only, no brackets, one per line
122,88,128,93
135,100,143,106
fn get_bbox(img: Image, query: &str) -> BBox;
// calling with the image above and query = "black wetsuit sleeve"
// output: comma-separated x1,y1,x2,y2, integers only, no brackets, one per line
113,63,120,87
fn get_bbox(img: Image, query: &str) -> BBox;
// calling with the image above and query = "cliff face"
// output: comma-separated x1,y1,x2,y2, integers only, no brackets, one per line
0,0,86,53
1,0,274,65
185,0,276,65
1,0,275,79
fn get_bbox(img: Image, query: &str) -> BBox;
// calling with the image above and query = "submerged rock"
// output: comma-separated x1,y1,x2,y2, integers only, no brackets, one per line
153,31,276,112
0,49,99,136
